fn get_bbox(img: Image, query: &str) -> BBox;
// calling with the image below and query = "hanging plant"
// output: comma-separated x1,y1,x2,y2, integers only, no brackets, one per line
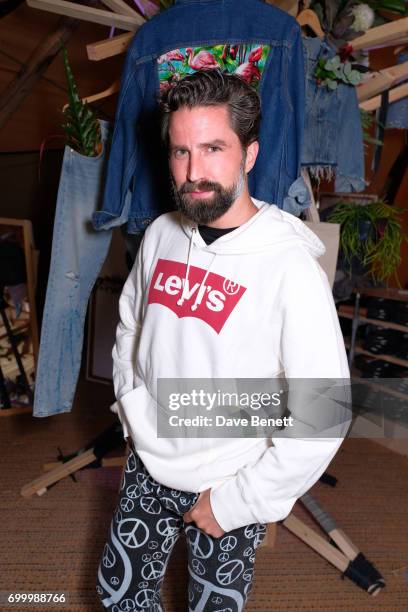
360,108,384,149
328,199,407,284
61,45,102,157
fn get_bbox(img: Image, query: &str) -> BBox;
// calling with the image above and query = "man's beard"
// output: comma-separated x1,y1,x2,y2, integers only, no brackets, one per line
171,161,246,225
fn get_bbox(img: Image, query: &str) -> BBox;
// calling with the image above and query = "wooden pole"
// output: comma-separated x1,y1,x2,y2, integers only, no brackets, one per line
0,17,78,130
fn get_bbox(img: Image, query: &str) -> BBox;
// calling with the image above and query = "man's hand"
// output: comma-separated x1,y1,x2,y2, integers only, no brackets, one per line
183,489,225,538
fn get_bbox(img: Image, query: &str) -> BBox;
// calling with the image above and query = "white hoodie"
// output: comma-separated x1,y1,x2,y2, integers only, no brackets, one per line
110,198,350,532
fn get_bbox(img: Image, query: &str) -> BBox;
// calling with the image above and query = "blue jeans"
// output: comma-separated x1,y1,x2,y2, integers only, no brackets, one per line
33,121,113,417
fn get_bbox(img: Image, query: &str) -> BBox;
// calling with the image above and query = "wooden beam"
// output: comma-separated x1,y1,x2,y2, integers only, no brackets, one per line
357,61,408,102
283,513,349,572
351,16,408,51
87,31,133,61
100,0,141,18
21,448,97,497
360,82,408,111
0,16,79,131
27,0,144,30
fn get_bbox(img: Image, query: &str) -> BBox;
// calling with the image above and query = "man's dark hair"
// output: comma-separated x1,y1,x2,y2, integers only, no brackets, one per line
159,70,261,149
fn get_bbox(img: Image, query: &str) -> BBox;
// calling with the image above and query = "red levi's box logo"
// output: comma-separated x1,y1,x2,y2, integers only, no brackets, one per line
147,259,246,334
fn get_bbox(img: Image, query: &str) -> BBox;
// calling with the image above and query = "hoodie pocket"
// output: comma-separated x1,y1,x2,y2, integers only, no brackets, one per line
115,384,148,436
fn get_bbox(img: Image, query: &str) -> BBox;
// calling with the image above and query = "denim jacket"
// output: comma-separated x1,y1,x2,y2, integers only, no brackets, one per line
301,36,366,193
92,0,306,234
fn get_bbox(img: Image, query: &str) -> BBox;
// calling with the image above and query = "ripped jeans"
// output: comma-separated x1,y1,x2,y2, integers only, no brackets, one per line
96,444,267,611
33,120,113,417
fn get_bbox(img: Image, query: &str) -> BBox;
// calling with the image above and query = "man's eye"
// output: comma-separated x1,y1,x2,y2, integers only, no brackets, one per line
174,149,187,158
208,146,221,152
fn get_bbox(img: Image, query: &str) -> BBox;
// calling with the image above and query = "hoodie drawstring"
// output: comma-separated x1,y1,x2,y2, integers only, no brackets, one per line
191,252,217,311
177,227,217,311
177,228,195,307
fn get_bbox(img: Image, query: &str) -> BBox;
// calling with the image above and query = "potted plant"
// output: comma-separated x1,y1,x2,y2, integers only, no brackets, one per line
61,45,102,157
328,199,408,284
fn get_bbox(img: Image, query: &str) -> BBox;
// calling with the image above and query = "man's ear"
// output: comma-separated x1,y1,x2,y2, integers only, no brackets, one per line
244,140,259,174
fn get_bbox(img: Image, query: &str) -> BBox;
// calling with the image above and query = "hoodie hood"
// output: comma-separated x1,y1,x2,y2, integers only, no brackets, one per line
180,198,326,258
177,198,325,309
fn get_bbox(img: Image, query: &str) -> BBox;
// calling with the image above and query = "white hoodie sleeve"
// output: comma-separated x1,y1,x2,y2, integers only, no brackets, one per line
210,248,351,532
109,237,146,433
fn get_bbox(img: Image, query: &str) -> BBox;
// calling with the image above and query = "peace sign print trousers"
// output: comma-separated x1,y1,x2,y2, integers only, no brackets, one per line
96,443,267,611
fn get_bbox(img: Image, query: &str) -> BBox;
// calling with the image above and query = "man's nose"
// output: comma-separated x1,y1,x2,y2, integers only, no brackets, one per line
186,152,205,184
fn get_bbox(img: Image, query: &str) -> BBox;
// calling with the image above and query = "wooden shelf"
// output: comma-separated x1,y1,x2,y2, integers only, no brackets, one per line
351,368,408,402
345,340,408,368
353,287,408,302
339,310,408,333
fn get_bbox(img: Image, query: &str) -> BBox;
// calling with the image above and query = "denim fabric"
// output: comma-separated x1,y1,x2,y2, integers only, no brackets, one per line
92,0,306,234
33,120,113,417
301,36,366,193
282,174,312,215
386,52,408,129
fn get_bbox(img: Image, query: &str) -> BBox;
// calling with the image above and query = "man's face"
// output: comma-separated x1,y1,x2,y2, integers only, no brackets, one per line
168,105,250,225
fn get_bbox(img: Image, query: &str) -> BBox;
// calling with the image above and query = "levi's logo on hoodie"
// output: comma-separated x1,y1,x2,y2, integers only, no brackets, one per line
148,259,246,334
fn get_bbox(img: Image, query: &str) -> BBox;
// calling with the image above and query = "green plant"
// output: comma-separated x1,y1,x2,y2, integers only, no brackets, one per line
315,54,362,88
61,45,101,157
360,108,383,149
328,199,407,284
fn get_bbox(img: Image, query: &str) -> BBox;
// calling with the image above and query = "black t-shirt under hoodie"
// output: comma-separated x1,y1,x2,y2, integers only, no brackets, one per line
198,225,238,245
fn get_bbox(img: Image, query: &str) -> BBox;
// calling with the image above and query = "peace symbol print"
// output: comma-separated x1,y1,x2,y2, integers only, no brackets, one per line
125,452,137,473
220,535,237,552
141,560,165,581
244,525,258,539
156,517,180,537
120,498,135,513
102,543,116,569
216,559,244,585
117,518,149,549
140,496,162,515
191,558,206,576
185,526,214,559
126,484,141,500
134,589,155,609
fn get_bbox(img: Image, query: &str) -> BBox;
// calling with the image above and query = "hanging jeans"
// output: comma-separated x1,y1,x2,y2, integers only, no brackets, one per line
96,443,267,612
33,120,113,417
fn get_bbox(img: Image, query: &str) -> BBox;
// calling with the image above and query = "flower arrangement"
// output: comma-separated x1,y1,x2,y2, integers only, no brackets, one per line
315,54,363,88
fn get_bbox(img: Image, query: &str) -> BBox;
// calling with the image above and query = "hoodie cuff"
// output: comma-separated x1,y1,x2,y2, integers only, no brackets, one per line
210,477,261,532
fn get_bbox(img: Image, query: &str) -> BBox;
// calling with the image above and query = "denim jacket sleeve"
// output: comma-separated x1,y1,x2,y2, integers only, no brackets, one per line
92,46,143,230
334,83,366,193
287,23,305,180
280,23,308,215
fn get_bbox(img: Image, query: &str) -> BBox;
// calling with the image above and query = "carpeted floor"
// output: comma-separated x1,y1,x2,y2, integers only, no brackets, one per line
1,370,407,612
